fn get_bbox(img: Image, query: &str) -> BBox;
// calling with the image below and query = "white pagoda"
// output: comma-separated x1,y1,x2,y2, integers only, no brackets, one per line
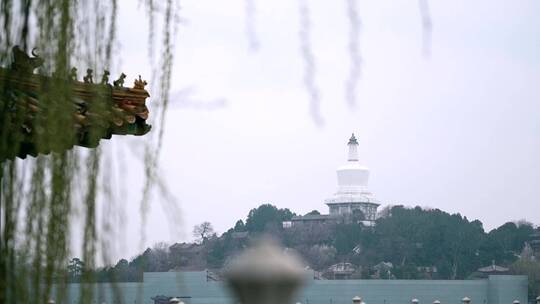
324,133,379,225
287,133,380,227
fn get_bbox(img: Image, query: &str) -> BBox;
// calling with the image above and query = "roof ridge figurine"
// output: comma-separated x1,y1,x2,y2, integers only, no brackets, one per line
10,45,44,74
83,68,93,84
101,70,110,85
113,72,126,87
69,67,78,81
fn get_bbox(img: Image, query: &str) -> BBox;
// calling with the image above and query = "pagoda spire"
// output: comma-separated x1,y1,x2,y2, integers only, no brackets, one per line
348,133,358,145
347,133,359,161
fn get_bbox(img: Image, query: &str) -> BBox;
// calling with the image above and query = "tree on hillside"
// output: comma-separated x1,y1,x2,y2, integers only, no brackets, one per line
305,210,321,216
245,204,296,233
206,237,227,269
206,227,250,269
147,243,171,272
333,223,366,255
302,244,337,270
112,259,130,282
285,222,335,247
510,259,540,300
372,206,486,279
193,222,215,243
67,258,85,282
234,220,246,232
488,221,535,254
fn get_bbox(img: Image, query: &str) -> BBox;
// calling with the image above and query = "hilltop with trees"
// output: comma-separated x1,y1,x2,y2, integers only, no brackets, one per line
68,204,540,295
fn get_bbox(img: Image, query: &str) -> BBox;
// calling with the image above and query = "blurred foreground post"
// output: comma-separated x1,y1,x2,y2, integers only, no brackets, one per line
224,239,305,304
352,296,363,304
462,297,471,304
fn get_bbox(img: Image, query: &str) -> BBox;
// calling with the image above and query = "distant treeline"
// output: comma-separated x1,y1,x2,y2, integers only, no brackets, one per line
67,204,539,289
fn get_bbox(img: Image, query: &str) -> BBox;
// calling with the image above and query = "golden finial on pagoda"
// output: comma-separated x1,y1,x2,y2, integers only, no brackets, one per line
133,75,147,90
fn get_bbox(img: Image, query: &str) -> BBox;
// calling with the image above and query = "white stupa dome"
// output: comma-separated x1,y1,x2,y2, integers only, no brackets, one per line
327,133,378,204
336,162,370,191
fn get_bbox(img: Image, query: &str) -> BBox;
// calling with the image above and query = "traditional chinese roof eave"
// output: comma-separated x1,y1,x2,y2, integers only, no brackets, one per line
0,47,152,161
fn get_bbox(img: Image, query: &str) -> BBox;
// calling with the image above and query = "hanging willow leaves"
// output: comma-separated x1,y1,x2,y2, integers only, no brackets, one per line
418,0,432,58
345,0,361,109
298,0,323,126
0,1,178,303
244,0,260,52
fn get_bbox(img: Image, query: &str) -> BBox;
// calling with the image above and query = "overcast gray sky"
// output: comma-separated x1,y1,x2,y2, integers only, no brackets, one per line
92,0,540,261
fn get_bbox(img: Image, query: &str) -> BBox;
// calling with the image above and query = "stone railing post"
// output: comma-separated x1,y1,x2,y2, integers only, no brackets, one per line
433,300,441,304
353,296,363,304
224,239,306,304
412,299,419,304
462,297,471,304
512,300,519,304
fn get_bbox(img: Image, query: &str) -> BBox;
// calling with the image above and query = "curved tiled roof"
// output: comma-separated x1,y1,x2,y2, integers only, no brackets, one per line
0,66,151,161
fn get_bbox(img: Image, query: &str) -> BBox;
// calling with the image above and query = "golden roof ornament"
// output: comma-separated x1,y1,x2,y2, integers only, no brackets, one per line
134,75,147,90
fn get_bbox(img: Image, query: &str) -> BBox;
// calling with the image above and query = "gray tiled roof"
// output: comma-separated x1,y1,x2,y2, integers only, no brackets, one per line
291,215,333,221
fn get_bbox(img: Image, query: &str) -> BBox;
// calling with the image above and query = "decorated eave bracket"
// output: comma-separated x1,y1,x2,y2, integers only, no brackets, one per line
0,46,151,160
